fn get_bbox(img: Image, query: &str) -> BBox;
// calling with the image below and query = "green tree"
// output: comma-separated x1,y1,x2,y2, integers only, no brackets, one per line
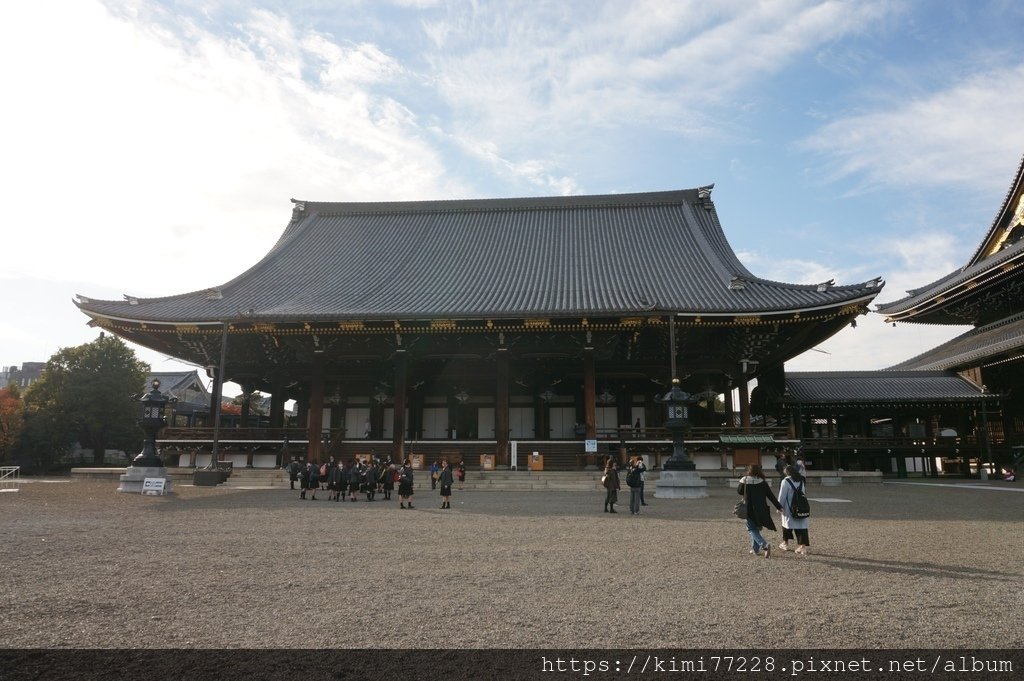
0,384,25,464
22,334,149,466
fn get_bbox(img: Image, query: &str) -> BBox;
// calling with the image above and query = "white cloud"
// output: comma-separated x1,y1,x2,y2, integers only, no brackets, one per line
802,63,1024,195
0,1,456,297
419,0,898,188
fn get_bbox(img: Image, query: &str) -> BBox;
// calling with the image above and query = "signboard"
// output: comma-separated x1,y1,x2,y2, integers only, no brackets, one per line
480,454,495,471
142,478,166,496
585,439,598,453
410,454,425,470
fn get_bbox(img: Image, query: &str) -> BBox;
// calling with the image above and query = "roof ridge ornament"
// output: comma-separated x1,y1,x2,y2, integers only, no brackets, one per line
697,184,714,210
290,199,307,221
728,276,746,290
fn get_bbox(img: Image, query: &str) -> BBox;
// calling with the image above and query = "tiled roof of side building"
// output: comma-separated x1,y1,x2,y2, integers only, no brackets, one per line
784,371,987,404
76,188,882,323
889,312,1024,371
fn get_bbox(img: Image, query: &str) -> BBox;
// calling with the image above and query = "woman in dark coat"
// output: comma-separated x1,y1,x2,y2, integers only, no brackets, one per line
364,461,379,501
455,461,466,490
438,459,454,509
603,459,620,514
348,460,362,501
737,464,781,557
398,459,415,509
326,460,344,502
298,462,311,500
382,461,396,500
305,462,320,501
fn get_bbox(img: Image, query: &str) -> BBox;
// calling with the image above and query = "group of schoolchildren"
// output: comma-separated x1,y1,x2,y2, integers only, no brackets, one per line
286,456,464,509
287,456,395,503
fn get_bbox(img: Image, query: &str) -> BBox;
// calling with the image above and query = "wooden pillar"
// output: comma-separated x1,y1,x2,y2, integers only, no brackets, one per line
295,395,308,434
307,364,325,462
371,399,384,440
208,373,221,428
724,384,735,429
393,349,407,462
269,376,285,429
583,347,596,439
496,348,509,466
238,381,253,428
533,389,545,440
738,378,751,430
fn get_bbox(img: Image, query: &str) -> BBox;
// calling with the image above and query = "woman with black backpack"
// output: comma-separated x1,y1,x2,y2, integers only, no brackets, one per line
778,464,811,556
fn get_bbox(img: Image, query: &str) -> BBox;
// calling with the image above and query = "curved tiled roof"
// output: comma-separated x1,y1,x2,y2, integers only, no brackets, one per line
76,189,882,324
889,312,1024,371
784,370,986,405
874,236,1024,318
877,153,1024,319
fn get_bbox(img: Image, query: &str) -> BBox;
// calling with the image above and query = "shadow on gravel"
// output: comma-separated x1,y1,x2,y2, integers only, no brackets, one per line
804,553,1018,582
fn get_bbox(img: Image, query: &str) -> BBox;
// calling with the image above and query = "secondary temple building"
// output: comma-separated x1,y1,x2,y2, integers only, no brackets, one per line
76,187,883,469
784,155,1024,477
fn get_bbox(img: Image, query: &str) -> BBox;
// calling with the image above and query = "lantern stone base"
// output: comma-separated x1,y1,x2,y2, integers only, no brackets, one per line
654,469,708,499
116,466,173,494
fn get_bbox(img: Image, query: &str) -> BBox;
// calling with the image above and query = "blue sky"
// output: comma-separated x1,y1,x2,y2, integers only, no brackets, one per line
2,0,1024,387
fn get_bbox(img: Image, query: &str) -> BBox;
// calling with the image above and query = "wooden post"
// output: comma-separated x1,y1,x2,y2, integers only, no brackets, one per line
307,364,325,463
724,384,735,428
584,347,596,439
269,376,285,429
393,349,407,462
496,348,509,466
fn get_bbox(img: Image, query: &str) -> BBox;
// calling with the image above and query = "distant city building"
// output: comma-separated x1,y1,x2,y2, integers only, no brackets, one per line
2,362,45,389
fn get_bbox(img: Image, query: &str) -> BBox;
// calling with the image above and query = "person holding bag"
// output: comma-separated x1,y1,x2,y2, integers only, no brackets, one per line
736,464,782,558
602,459,620,514
778,464,811,555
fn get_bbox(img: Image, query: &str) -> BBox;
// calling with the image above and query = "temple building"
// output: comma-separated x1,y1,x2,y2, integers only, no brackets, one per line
784,155,1024,477
76,187,882,469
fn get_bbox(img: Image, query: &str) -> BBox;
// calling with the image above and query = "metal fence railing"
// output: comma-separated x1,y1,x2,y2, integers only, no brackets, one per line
0,466,20,492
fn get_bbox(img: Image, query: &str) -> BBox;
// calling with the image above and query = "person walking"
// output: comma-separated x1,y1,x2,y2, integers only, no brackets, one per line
306,461,320,501
298,461,311,500
398,458,415,509
626,456,644,515
777,464,811,556
455,460,466,490
348,459,362,502
382,460,396,500
773,453,787,486
636,455,649,506
736,464,781,557
287,457,301,490
327,459,344,502
602,459,620,513
429,459,440,490
438,459,454,509
364,460,379,501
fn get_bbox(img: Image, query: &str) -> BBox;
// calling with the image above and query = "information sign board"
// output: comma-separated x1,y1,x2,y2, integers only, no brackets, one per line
142,478,166,496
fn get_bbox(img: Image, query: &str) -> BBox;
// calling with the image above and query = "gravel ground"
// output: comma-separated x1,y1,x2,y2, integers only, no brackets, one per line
0,478,1021,649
